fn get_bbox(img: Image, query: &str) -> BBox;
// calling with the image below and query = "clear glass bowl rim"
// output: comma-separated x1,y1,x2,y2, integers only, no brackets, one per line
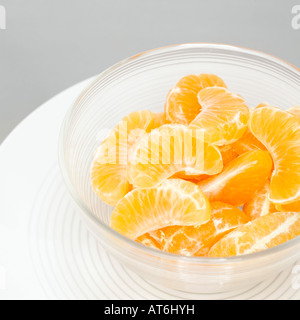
58,42,300,265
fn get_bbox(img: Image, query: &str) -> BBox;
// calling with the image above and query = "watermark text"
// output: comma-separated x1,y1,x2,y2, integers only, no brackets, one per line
95,122,206,168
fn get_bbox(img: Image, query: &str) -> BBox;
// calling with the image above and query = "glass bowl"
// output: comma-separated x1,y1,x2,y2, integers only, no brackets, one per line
58,43,300,293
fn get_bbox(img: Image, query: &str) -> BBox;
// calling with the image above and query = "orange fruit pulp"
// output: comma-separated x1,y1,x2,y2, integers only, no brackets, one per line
136,202,250,256
165,74,227,125
91,110,167,206
198,150,273,206
209,212,300,257
249,106,300,205
110,179,211,240
243,181,277,220
128,124,223,189
189,87,250,146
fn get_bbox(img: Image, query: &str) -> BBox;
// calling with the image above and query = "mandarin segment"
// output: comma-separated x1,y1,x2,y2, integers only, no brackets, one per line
189,87,250,146
110,179,211,240
165,74,227,125
232,104,271,155
243,181,277,220
91,110,162,206
219,145,239,166
172,144,238,181
256,103,269,108
153,112,168,128
208,212,300,257
128,124,223,189
276,200,300,213
160,201,249,256
136,202,249,256
198,150,273,206
288,106,300,122
232,103,269,155
232,128,267,155
249,106,300,205
136,233,161,251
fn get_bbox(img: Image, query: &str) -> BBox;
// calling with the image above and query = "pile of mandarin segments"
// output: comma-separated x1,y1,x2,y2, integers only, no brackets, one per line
91,74,300,258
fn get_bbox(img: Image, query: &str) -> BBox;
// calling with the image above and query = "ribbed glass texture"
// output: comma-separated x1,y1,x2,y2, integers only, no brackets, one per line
59,44,300,293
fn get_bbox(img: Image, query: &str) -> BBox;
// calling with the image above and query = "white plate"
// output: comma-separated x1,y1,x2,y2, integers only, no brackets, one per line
0,78,299,300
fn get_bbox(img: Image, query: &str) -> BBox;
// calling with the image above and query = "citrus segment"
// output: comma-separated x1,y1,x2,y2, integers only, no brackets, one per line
219,145,239,166
172,145,237,181
189,87,250,146
153,112,168,128
243,181,277,220
256,103,269,108
110,179,211,239
232,104,268,155
165,74,227,125
136,234,161,250
128,124,223,189
208,212,300,257
249,106,300,204
91,110,162,206
232,128,267,155
138,202,249,256
276,200,300,213
288,106,300,123
198,150,273,206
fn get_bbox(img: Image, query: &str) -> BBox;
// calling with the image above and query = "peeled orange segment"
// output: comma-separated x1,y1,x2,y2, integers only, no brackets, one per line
232,128,267,155
243,181,277,220
288,106,300,122
198,150,273,206
91,110,162,206
153,112,168,128
208,212,300,257
219,145,239,166
137,202,249,256
128,124,223,189
173,145,238,181
110,179,211,240
189,87,250,146
249,106,300,205
232,104,268,155
165,74,227,125
256,103,269,108
275,200,300,213
136,234,161,251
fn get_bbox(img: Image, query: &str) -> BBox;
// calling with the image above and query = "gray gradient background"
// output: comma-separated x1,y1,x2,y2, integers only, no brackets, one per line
0,0,299,142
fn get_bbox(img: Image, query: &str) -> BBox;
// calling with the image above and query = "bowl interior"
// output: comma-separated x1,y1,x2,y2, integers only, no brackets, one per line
61,44,300,257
